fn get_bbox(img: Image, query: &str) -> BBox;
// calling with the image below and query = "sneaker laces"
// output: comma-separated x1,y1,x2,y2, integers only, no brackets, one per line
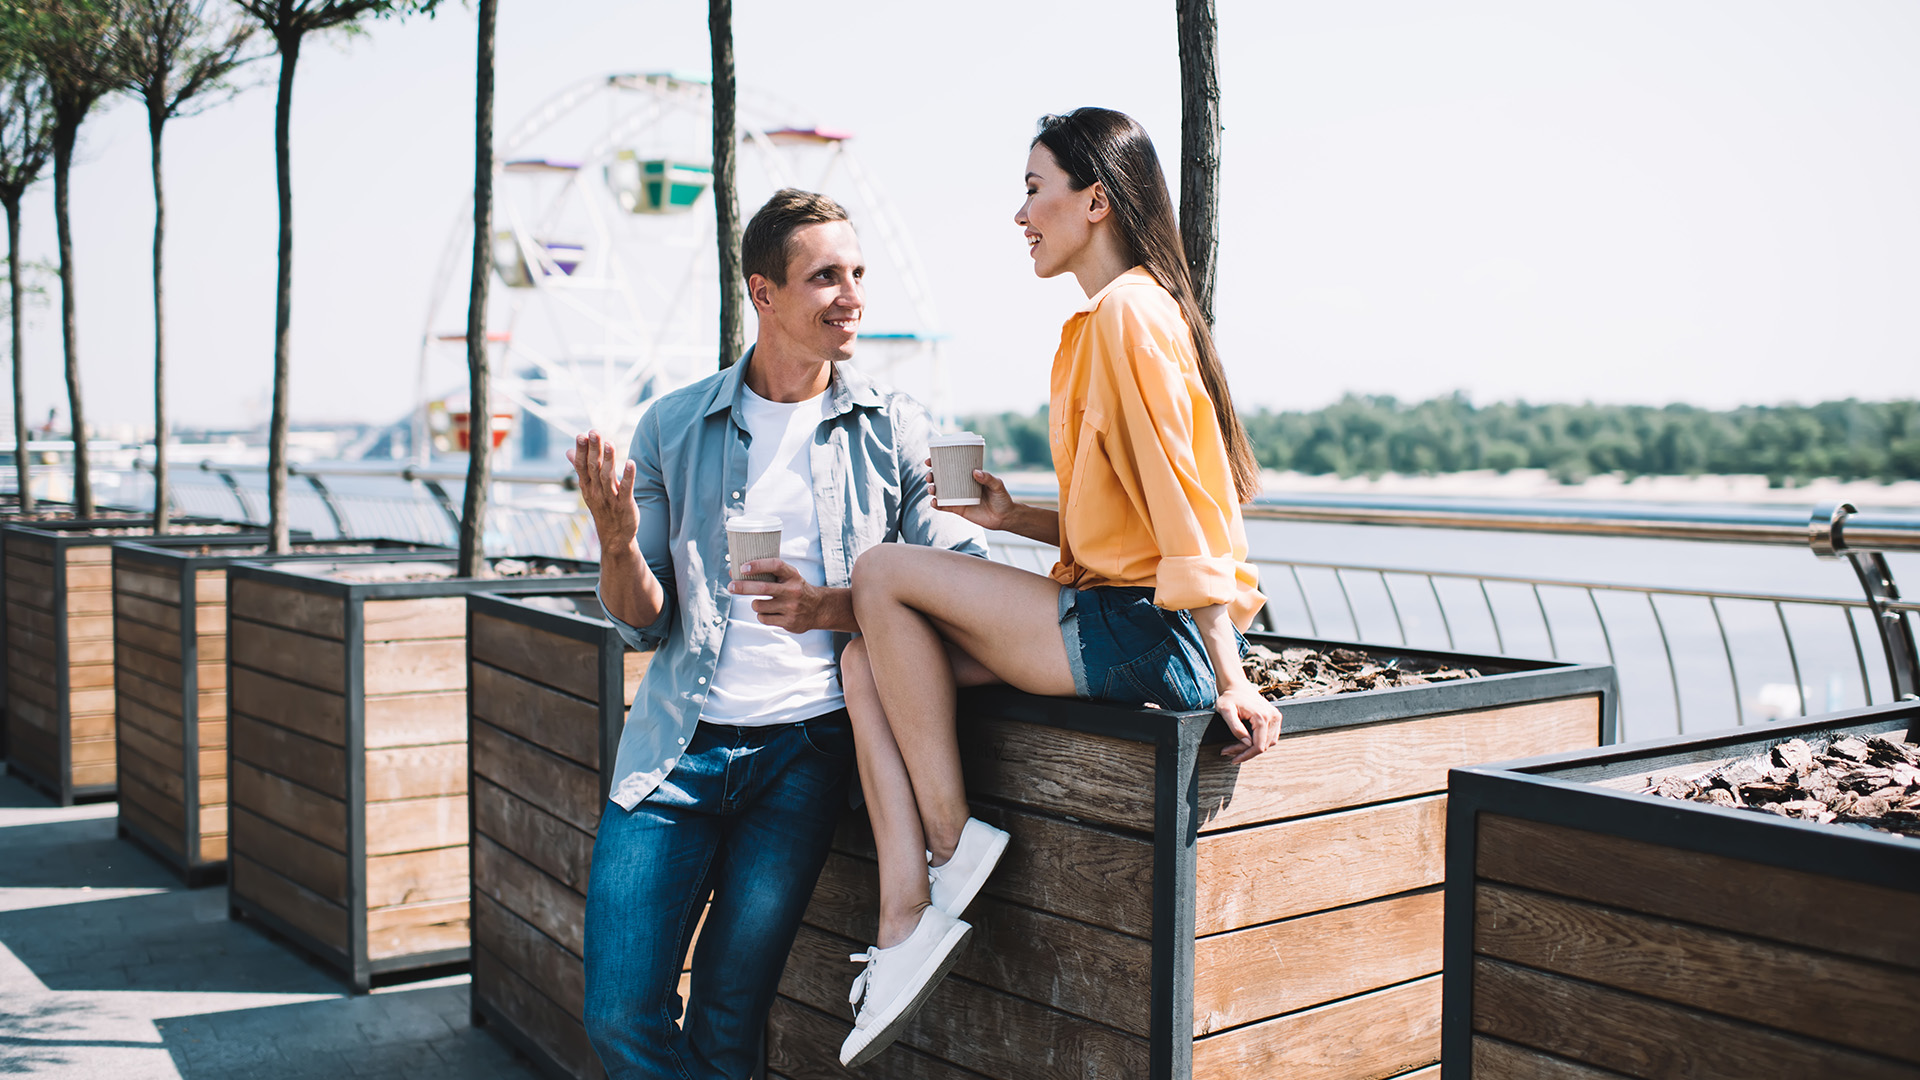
847,948,879,1017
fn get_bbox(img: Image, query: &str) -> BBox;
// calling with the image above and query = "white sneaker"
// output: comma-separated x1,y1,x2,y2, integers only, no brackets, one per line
928,818,1010,918
838,907,973,1067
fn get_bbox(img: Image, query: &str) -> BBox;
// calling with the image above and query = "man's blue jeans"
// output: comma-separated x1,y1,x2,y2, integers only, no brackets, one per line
583,713,854,1080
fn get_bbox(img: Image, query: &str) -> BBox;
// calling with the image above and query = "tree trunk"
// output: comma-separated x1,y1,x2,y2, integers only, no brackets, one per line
51,118,89,517
458,0,496,578
266,32,300,553
149,104,170,534
710,0,744,369
1176,0,1222,325
6,200,29,513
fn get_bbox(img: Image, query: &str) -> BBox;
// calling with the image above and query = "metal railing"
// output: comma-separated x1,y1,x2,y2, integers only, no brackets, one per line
73,460,1920,744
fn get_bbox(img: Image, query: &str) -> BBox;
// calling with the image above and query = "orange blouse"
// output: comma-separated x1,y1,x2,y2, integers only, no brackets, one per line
1048,267,1265,628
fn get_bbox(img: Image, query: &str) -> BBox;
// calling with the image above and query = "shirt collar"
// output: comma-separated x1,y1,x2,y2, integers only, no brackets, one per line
699,345,886,421
1074,265,1158,313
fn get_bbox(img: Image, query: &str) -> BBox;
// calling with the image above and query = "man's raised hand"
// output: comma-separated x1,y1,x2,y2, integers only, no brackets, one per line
568,431,638,547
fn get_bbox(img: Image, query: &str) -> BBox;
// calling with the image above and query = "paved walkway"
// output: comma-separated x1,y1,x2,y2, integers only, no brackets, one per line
0,772,542,1079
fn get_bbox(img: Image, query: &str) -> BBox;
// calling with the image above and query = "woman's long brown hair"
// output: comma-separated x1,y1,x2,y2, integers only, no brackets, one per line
1034,108,1261,502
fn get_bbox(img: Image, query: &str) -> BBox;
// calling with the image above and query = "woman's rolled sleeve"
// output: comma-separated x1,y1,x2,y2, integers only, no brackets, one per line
1152,554,1239,610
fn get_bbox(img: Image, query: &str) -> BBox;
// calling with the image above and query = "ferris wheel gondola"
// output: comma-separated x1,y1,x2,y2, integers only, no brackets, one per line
414,73,948,468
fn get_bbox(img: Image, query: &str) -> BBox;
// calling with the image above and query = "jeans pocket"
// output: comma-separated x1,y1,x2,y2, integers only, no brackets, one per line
800,716,856,759
1102,638,1216,712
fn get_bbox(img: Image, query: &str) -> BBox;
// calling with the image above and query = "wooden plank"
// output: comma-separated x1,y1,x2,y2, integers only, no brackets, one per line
6,552,52,585
1472,957,1915,1079
1475,882,1920,1063
472,720,599,836
1191,974,1441,1080
195,629,225,662
9,693,56,733
364,691,466,749
11,671,57,712
1197,700,1603,832
780,923,1151,1079
365,795,468,857
69,661,114,689
474,890,585,1020
232,853,349,956
197,717,225,750
832,803,1156,938
67,546,113,564
70,703,115,733
72,761,116,790
229,806,348,904
114,593,185,635
115,614,182,659
470,660,602,768
229,578,345,639
71,732,115,763
118,725,185,799
114,643,182,691
67,563,112,590
363,639,466,696
113,566,183,604
956,716,1156,832
228,760,346,852
473,777,595,896
230,714,347,800
118,769,185,833
7,647,58,687
67,589,114,616
7,599,54,636
367,744,467,802
199,834,228,864
363,597,465,641
368,846,470,909
1195,889,1442,1036
473,833,586,956
228,667,346,747
229,617,345,693
473,946,604,1080
120,795,184,858
69,638,114,665
116,667,182,719
766,995,986,1080
1195,795,1447,936
1477,815,1920,970
803,849,1153,1036
118,694,183,747
68,614,111,641
366,898,468,961
470,612,600,700
4,577,53,610
194,570,227,604
1473,1037,1635,1080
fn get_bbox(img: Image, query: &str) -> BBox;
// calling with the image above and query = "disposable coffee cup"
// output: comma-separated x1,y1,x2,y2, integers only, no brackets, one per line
726,513,782,582
928,432,986,506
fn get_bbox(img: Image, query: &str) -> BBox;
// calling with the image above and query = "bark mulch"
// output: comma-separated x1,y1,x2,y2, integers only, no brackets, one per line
1645,732,1920,837
1243,644,1480,702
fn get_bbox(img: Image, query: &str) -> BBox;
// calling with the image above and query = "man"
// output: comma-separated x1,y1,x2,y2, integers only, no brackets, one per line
569,188,986,1079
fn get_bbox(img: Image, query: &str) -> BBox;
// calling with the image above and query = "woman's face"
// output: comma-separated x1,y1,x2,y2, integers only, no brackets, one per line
1016,144,1098,280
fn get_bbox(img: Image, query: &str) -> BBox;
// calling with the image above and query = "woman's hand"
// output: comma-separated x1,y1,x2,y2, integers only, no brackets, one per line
568,430,638,550
927,459,1020,532
1214,679,1282,765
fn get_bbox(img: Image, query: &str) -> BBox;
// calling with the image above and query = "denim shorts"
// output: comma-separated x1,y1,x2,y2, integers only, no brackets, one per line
1058,585,1218,711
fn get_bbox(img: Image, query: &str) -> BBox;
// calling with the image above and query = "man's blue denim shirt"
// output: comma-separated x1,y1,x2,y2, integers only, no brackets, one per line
599,350,988,809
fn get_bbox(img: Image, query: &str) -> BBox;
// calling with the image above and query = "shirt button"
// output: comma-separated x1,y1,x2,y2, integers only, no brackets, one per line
677,737,686,745
732,491,742,499
697,676,707,685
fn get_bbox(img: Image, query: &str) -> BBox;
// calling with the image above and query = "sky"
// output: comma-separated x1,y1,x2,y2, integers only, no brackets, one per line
7,0,1919,437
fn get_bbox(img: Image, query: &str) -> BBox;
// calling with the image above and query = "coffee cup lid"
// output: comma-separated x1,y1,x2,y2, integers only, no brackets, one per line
928,432,985,447
727,513,782,532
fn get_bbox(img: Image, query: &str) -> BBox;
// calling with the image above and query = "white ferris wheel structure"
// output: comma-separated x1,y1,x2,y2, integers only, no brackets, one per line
414,72,949,466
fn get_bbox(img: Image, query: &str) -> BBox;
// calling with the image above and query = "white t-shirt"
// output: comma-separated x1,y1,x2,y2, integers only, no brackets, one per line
702,385,845,726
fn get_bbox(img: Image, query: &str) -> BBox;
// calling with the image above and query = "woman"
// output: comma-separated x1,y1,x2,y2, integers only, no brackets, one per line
835,107,1282,1067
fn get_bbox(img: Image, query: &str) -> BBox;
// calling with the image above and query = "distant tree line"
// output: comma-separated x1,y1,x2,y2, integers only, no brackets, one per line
961,396,1920,485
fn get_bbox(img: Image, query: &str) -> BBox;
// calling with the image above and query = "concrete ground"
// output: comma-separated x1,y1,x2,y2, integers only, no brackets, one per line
0,771,543,1079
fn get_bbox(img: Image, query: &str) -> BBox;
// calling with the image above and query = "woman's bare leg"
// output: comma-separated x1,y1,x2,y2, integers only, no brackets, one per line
850,545,1075,865
842,634,1001,948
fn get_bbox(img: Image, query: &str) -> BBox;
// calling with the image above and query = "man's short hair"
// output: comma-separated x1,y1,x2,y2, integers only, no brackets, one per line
741,188,851,286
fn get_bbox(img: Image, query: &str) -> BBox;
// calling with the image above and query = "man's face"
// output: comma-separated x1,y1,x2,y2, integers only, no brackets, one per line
752,221,865,363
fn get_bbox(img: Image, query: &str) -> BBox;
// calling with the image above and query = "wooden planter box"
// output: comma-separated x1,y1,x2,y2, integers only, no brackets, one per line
767,634,1616,1080
112,539,453,885
223,556,598,990
1443,702,1920,1079
464,590,652,1080
3,520,257,804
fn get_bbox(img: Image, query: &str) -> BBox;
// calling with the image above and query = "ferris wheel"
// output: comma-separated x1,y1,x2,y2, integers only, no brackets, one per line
413,72,949,467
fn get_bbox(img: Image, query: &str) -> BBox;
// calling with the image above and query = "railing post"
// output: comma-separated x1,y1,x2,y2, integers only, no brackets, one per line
205,462,258,523
1811,502,1919,703
403,468,464,543
301,471,352,539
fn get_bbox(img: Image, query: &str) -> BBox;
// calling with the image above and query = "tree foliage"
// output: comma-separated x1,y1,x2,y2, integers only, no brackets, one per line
961,396,1920,486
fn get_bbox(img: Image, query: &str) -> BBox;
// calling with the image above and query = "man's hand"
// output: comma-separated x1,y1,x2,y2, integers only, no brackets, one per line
728,559,856,634
927,458,1020,532
567,430,637,548
1215,680,1282,765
